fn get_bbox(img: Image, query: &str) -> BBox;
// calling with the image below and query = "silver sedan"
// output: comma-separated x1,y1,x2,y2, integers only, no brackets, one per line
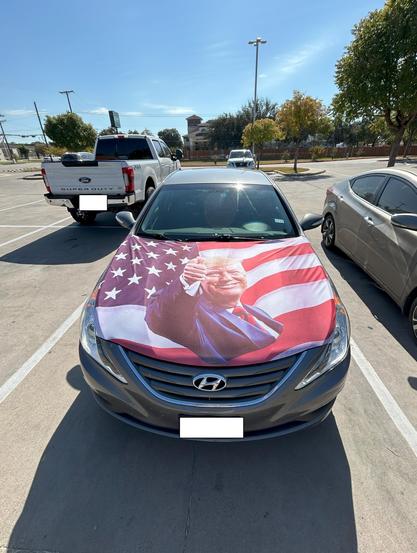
322,167,417,340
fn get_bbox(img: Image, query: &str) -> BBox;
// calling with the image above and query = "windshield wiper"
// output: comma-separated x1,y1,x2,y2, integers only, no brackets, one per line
210,233,263,241
137,231,170,240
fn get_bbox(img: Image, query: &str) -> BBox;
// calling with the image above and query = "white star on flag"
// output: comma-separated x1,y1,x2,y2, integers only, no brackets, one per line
104,287,121,300
131,257,142,265
164,248,177,256
115,252,128,260
180,257,190,265
147,241,158,248
145,286,156,298
121,241,127,246
182,245,192,251
111,267,126,278
128,274,142,285
165,262,177,271
147,265,162,277
147,251,160,259
132,243,142,251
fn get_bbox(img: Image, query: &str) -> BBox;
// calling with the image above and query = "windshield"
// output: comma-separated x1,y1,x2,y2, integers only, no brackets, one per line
137,183,297,240
230,150,252,158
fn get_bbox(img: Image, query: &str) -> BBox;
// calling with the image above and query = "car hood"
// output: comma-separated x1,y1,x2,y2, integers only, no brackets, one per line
94,235,336,366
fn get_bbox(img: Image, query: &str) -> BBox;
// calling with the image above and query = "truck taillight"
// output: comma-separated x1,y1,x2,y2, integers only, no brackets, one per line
41,168,51,193
122,166,135,192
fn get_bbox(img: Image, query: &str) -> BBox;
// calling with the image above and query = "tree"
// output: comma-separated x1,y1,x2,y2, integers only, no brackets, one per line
17,145,29,159
238,97,278,122
128,129,140,134
333,0,417,166
99,127,118,136
44,112,97,151
32,141,48,158
141,128,152,135
158,128,183,149
403,116,417,157
208,113,247,149
276,91,331,172
242,119,283,168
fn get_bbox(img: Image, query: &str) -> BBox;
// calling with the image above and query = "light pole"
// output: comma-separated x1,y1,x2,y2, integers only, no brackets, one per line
0,116,14,162
59,90,75,112
248,37,266,156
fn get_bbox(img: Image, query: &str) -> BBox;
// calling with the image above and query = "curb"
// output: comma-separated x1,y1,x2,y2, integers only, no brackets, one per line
271,169,326,178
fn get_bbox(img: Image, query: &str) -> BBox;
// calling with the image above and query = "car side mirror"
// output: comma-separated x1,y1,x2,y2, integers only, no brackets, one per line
391,213,417,231
175,149,183,160
116,210,136,229
299,213,323,231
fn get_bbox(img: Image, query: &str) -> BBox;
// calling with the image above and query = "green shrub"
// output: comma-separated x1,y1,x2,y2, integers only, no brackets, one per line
310,146,326,161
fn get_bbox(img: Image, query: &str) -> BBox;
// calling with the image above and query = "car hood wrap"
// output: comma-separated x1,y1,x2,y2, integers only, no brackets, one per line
95,235,336,366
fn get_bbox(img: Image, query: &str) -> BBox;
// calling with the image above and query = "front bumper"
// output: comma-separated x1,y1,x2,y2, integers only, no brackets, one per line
79,341,350,441
44,192,137,210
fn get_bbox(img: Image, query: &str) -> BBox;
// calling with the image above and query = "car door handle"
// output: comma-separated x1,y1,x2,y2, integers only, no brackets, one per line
364,216,374,225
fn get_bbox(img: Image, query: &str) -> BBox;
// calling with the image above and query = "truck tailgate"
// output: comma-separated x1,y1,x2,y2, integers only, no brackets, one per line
44,162,126,195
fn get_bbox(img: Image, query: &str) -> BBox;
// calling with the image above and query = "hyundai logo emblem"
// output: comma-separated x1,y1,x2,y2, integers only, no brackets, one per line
193,374,227,392
79,177,91,183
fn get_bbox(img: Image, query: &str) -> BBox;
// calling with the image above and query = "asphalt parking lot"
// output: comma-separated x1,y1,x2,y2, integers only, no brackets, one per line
0,159,416,553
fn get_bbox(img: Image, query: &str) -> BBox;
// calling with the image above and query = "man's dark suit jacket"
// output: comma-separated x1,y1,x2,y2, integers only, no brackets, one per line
145,278,284,364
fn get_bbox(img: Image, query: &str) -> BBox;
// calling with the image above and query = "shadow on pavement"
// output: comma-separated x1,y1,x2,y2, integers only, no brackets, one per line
408,376,417,391
7,365,357,553
0,214,127,265
322,245,417,361
275,173,334,183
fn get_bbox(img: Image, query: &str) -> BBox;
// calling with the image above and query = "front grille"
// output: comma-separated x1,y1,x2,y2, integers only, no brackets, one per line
123,347,299,404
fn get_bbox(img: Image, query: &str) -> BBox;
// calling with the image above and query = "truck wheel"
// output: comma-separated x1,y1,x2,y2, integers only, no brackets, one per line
145,185,155,201
68,208,97,225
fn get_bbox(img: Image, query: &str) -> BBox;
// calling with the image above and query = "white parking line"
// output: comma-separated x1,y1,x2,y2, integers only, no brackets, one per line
0,199,43,212
351,339,417,459
0,216,71,248
0,302,85,404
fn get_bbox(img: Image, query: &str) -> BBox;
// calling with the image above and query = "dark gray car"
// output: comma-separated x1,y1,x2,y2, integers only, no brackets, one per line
322,167,417,340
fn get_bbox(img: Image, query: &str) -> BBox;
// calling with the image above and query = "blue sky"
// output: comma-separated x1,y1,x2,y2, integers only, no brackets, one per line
1,0,384,143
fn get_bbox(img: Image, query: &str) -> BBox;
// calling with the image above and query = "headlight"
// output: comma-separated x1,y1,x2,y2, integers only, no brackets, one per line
80,288,127,384
295,300,350,389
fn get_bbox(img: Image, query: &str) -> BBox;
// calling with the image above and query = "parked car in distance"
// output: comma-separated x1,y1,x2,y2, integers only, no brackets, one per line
322,168,417,340
79,168,350,440
43,155,61,162
227,149,255,169
41,134,180,224
61,151,95,163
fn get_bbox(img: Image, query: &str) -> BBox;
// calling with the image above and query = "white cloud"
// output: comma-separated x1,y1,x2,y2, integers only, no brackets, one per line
206,40,231,51
2,109,42,117
143,103,194,115
276,41,328,76
258,73,267,79
82,107,109,115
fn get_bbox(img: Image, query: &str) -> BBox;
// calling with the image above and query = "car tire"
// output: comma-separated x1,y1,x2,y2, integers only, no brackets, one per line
409,297,417,341
145,185,155,201
68,208,97,225
322,214,336,249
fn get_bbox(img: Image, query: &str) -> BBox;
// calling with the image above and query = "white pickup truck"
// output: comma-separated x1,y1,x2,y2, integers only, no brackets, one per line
42,134,180,224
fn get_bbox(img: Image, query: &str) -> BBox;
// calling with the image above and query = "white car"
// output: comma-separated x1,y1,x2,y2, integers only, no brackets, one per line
226,149,255,169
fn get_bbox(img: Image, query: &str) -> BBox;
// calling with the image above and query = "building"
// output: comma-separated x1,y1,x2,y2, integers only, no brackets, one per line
183,115,211,152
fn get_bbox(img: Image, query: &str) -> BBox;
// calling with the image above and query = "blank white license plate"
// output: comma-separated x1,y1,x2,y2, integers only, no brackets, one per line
180,417,244,438
79,195,107,211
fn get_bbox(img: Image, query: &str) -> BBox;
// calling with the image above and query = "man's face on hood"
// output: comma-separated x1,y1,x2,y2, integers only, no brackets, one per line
201,257,247,308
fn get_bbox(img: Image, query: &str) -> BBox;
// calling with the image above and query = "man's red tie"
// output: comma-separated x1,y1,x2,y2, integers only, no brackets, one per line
232,306,260,327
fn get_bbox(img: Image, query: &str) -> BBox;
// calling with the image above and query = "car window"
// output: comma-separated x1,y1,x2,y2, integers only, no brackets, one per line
377,177,417,214
160,141,171,158
95,137,153,160
152,140,164,158
137,183,298,240
350,175,386,204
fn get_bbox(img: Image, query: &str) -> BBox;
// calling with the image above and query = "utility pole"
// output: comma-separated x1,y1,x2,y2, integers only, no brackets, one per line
59,90,75,112
34,101,51,160
248,37,267,156
0,116,14,162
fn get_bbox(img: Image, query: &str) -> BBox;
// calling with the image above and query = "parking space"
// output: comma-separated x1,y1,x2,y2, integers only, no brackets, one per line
0,160,416,553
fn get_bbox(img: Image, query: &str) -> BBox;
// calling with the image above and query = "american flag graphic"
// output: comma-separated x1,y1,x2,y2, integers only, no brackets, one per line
95,235,336,366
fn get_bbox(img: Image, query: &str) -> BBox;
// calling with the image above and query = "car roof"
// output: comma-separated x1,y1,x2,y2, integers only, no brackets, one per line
352,167,417,186
163,168,271,185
